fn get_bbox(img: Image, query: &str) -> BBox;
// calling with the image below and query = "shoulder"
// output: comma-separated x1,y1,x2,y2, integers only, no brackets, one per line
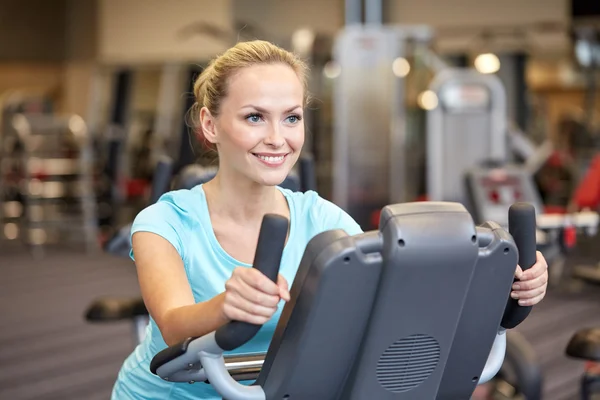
279,188,363,236
134,188,202,227
131,187,206,260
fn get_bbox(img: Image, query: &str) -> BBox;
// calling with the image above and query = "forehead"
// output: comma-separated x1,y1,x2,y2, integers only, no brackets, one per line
225,63,304,105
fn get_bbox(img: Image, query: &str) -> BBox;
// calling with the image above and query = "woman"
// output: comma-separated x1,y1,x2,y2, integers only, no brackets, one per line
112,40,549,399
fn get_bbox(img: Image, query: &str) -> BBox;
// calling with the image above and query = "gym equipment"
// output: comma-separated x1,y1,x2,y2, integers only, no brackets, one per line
332,25,434,228
492,330,543,400
149,201,536,399
465,165,598,242
1,110,98,257
426,66,599,276
426,69,507,206
0,90,55,250
87,155,174,342
103,155,175,258
566,328,600,400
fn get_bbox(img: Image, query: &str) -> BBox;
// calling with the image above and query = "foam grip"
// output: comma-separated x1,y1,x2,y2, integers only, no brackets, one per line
501,202,537,329
149,156,174,204
215,214,289,351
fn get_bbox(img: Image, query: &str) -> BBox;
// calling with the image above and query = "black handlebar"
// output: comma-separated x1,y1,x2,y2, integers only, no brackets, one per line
501,202,537,329
214,214,289,351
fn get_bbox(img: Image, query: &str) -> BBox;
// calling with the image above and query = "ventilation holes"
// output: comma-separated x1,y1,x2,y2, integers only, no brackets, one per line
377,334,440,393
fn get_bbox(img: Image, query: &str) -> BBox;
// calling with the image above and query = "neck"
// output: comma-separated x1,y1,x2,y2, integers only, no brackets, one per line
203,169,280,223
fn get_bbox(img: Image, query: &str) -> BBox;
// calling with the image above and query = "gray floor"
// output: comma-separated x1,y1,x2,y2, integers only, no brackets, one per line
0,246,599,399
0,247,140,400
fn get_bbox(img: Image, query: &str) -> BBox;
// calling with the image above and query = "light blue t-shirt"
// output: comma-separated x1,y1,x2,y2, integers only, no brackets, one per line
111,185,363,399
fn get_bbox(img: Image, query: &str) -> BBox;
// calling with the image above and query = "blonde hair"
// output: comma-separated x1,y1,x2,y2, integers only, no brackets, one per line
190,40,310,157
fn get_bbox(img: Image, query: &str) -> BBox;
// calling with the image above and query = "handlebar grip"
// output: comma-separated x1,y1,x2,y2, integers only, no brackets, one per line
215,214,289,351
501,202,537,329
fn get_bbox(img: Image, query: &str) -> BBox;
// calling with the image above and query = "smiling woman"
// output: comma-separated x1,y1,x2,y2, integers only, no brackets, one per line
109,40,365,400
196,59,306,188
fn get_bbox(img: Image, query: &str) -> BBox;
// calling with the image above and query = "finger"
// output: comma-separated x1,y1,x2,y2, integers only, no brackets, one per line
512,270,548,291
520,261,545,281
520,252,547,280
222,302,272,325
514,265,524,279
226,278,280,308
278,274,290,301
517,292,546,307
225,291,278,319
242,268,281,296
511,284,546,301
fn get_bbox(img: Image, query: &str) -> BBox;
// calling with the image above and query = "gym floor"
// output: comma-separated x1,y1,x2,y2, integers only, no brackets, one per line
0,247,599,400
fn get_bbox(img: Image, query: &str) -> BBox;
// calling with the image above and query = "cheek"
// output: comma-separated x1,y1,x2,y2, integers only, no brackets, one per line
287,126,305,150
222,122,260,151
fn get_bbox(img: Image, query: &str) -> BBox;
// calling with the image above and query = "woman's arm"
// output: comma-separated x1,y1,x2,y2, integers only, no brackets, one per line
132,231,289,346
133,231,229,346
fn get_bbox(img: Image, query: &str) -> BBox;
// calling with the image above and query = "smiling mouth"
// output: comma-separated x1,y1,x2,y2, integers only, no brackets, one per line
252,153,288,166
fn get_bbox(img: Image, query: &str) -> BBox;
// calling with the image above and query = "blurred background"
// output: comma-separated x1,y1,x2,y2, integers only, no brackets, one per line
1,0,600,399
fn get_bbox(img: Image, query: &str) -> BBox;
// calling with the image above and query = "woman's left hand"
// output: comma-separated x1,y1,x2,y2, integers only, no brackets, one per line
511,251,549,306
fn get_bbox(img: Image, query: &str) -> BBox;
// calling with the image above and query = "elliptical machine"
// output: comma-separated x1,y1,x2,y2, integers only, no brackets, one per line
149,201,537,399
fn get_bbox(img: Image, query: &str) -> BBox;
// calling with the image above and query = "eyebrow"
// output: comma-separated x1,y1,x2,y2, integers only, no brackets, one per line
241,105,302,114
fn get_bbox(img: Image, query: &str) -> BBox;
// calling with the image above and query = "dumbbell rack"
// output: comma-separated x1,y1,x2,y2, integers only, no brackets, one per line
0,112,99,257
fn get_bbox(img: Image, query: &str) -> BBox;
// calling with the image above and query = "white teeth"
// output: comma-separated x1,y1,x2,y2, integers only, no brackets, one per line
256,155,285,163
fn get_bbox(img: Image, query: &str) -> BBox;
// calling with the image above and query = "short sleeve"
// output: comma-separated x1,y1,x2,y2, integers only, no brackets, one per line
129,193,189,262
309,194,364,236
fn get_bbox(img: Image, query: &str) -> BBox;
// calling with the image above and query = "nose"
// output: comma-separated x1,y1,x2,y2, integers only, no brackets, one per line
264,124,285,148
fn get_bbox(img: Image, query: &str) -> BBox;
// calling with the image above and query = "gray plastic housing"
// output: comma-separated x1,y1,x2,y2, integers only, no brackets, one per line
258,201,518,399
256,229,384,398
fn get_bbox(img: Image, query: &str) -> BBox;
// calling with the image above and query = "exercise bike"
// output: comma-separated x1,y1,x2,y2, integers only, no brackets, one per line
148,201,538,399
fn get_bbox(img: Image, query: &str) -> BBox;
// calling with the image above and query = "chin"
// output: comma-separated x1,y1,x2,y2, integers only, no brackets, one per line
256,174,289,187
246,167,289,187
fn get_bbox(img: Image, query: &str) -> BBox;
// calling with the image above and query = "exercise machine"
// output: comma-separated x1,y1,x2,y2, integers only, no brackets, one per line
426,67,599,288
102,155,175,258
148,201,537,399
566,327,600,400
491,329,543,400
427,69,598,229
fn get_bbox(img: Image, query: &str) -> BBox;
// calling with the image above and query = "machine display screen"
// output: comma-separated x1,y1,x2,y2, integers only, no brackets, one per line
467,167,539,226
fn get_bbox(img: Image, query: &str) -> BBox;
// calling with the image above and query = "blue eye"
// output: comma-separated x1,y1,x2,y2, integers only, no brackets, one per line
287,115,302,124
246,113,262,123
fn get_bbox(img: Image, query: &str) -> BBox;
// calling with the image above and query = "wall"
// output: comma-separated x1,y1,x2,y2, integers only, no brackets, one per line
387,0,570,57
232,0,344,43
230,0,571,57
98,0,233,64
0,64,64,98
60,0,99,116
0,0,67,61
0,0,68,109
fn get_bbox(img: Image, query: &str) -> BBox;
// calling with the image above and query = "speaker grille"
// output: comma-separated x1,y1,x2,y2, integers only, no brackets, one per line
376,334,440,393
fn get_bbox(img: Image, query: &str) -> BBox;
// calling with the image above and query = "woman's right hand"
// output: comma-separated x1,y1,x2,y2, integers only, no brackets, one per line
222,267,291,325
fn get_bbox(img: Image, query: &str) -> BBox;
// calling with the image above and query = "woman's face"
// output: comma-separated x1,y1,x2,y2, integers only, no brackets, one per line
204,63,305,187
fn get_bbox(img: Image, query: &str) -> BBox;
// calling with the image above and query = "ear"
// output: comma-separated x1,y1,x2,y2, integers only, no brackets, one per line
199,106,218,145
